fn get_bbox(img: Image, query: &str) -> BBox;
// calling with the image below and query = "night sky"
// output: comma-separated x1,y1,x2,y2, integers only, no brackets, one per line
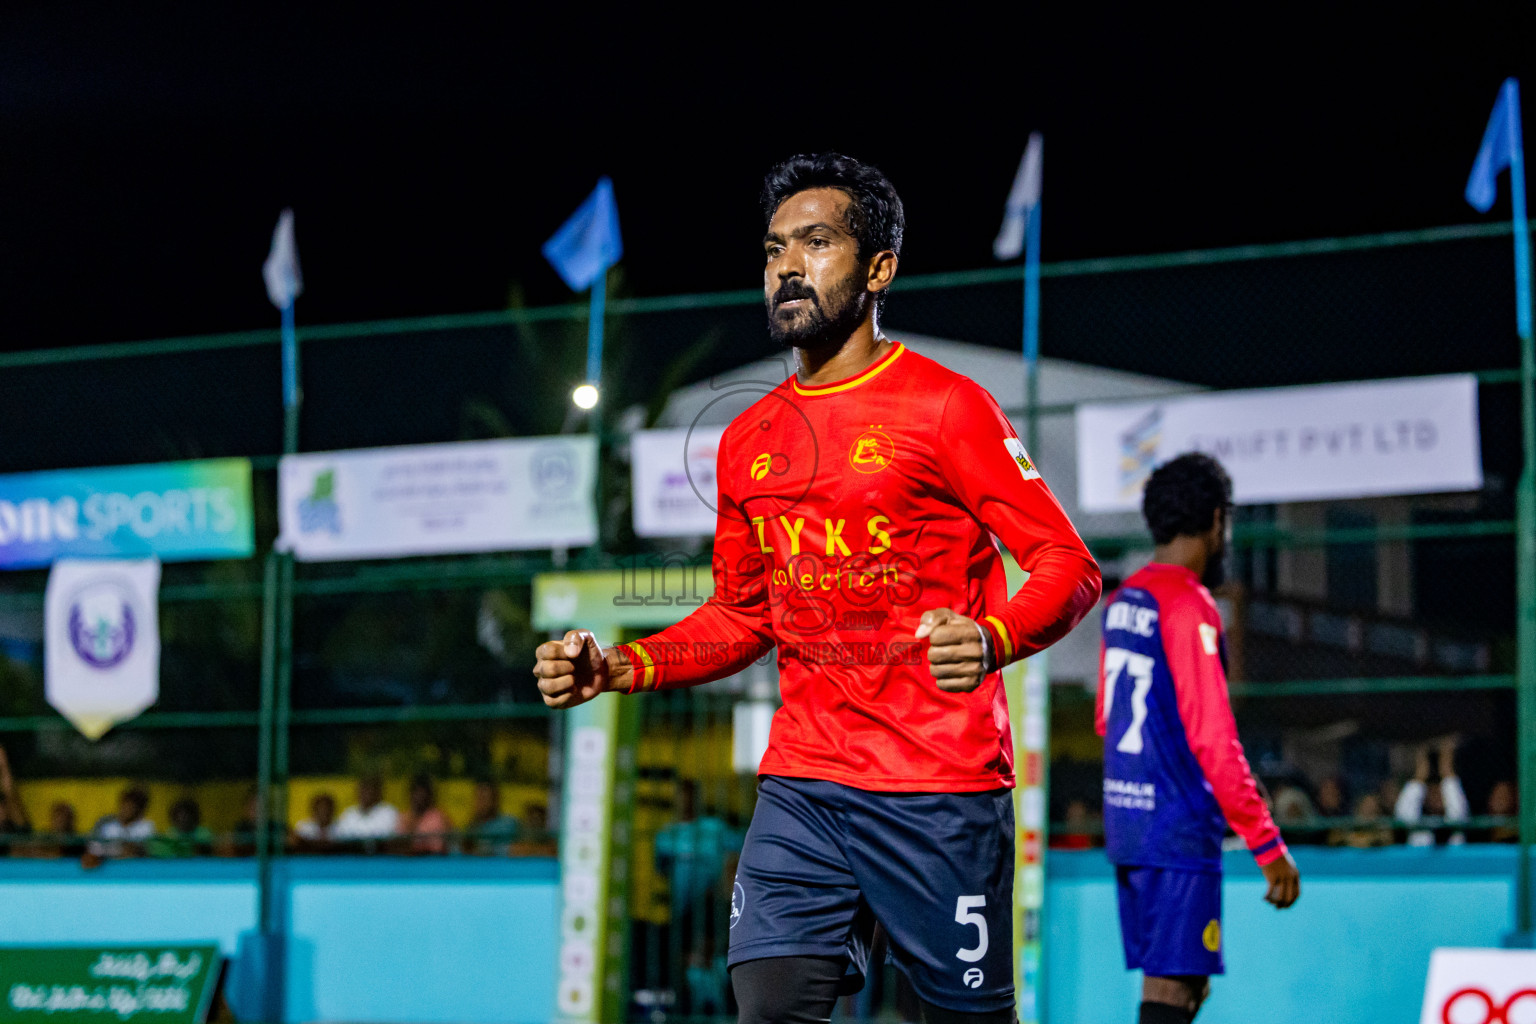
1,8,1533,351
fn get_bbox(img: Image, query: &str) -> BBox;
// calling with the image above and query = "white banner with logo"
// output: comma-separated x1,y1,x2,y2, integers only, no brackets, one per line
45,558,161,740
631,427,724,538
278,437,598,561
1075,374,1482,512
1420,947,1536,1024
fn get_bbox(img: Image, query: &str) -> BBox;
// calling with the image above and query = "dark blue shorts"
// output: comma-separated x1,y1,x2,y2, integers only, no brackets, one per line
1115,865,1225,977
728,775,1015,1014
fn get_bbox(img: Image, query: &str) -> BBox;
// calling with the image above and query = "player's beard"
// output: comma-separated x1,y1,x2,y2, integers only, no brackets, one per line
766,268,869,352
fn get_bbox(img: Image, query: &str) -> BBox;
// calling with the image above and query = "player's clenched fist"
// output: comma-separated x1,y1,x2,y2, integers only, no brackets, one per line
532,630,632,709
915,608,992,693
1260,851,1301,909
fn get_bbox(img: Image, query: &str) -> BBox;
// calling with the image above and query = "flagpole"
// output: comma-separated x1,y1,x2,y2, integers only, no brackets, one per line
587,268,606,391
1024,202,1042,454
1505,78,1536,942
281,300,301,455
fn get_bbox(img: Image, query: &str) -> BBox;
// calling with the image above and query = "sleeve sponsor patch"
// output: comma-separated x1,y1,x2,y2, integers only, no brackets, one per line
1198,622,1220,655
1003,437,1041,481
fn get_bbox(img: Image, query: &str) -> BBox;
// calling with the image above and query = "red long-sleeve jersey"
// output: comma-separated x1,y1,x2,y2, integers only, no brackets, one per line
618,342,1101,792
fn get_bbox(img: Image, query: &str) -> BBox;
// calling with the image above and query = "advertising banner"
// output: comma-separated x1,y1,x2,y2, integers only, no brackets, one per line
279,437,598,561
0,459,253,569
1420,947,1536,1024
630,428,724,539
1075,375,1483,512
45,559,161,741
0,945,218,1024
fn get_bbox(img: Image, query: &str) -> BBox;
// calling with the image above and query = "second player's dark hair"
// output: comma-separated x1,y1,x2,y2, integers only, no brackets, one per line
762,153,904,310
1142,452,1233,545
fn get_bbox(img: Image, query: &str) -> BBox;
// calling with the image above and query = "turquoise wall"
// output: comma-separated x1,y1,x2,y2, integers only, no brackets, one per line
1047,846,1520,1024
0,847,1521,1023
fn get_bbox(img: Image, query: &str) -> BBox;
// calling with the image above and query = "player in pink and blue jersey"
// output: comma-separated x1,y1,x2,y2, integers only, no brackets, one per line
1097,453,1300,1024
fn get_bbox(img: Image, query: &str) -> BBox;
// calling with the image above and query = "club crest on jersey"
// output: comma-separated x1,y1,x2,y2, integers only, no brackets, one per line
848,427,894,474
1003,438,1041,481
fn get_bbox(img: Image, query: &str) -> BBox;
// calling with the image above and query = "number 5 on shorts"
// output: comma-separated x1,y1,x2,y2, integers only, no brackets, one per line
954,895,988,962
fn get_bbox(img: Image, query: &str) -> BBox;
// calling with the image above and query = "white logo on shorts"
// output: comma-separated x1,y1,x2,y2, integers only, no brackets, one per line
963,967,984,989
730,882,745,929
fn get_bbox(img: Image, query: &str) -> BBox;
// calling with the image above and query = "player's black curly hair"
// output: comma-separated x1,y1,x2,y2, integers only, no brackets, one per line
1141,452,1233,545
761,153,904,311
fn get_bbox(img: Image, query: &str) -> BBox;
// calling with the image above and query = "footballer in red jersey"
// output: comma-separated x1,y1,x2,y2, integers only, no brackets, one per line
535,154,1101,1023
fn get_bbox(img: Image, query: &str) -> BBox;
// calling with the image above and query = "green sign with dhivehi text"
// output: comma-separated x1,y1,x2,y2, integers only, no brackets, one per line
0,946,219,1024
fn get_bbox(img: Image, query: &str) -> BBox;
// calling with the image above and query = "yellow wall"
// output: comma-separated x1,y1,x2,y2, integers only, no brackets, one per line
14,777,553,833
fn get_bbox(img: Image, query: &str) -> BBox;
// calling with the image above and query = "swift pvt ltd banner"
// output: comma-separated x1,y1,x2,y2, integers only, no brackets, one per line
278,437,598,561
1075,374,1483,511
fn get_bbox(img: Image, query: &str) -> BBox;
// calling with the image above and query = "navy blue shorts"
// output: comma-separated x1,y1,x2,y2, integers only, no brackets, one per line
1115,865,1225,977
728,775,1015,1014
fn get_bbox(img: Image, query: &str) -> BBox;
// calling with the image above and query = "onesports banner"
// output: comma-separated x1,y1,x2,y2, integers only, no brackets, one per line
630,427,724,538
278,437,598,561
1075,374,1483,512
45,559,161,741
0,459,253,569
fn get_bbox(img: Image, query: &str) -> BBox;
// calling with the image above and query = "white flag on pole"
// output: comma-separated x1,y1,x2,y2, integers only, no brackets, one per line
993,133,1044,260
45,558,161,740
263,208,304,309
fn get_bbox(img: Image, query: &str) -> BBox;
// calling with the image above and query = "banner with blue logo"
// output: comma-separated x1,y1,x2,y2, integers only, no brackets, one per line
0,458,253,569
277,437,599,561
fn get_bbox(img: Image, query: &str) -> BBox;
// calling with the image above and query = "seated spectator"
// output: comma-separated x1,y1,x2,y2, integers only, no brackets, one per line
147,798,213,858
293,793,339,852
89,785,156,859
16,801,84,859
1314,776,1353,847
396,774,452,855
1395,737,1469,846
509,805,557,857
1271,784,1317,826
465,781,519,856
1340,794,1394,848
1473,780,1519,844
334,774,399,850
0,745,33,856
1048,799,1097,851
215,785,263,857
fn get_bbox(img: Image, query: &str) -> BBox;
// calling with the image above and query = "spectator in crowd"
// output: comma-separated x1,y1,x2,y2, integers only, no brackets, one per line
1271,783,1317,827
0,746,33,856
1396,736,1470,846
17,801,84,859
1313,776,1353,846
216,785,264,857
89,785,156,858
1048,799,1097,851
293,793,339,852
334,773,400,849
396,774,452,855
508,804,557,857
148,798,213,858
654,780,743,918
464,780,519,856
1340,794,1394,849
1478,780,1519,844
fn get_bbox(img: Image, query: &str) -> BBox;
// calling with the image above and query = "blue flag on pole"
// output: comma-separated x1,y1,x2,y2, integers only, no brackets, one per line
1467,78,1522,213
543,177,623,292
